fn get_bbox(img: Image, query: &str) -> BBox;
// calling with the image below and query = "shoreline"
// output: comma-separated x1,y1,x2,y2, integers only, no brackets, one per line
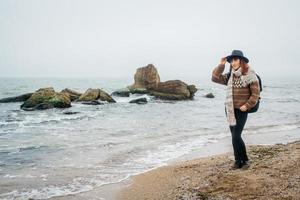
49,128,300,200
117,139,300,200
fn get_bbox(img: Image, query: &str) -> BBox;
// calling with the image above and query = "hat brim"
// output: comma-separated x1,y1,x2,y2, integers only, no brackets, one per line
226,55,249,63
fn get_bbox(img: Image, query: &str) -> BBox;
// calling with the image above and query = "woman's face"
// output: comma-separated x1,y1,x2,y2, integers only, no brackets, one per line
230,57,240,70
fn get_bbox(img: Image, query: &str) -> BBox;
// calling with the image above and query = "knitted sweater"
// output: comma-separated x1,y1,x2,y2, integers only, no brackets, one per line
211,64,260,111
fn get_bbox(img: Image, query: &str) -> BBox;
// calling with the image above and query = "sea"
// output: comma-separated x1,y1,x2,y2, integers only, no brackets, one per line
0,76,299,200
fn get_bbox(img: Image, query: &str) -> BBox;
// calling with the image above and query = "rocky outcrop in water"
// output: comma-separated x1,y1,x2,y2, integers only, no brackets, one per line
127,64,160,94
63,111,80,115
129,97,148,104
0,93,33,103
1,64,197,110
128,88,149,94
148,80,197,100
111,88,131,97
126,64,197,100
20,87,71,111
77,88,116,103
1,86,116,110
205,93,215,98
81,100,104,105
60,88,82,101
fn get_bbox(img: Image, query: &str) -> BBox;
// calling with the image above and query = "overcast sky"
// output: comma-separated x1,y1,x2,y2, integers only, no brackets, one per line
0,0,299,79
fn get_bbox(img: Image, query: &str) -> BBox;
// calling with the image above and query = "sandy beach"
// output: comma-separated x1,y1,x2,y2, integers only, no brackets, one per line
117,139,300,200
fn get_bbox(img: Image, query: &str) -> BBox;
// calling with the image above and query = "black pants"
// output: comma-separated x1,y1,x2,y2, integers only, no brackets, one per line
225,107,249,162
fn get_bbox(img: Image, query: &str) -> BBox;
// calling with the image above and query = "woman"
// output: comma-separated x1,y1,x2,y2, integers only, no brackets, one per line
211,50,260,169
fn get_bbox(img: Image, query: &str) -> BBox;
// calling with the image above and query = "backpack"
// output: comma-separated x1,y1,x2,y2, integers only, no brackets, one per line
226,72,262,113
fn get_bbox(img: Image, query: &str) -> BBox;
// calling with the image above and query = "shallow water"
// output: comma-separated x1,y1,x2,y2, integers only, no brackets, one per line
0,77,299,200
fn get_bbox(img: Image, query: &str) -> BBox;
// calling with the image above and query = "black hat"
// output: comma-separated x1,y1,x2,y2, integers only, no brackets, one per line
226,50,249,63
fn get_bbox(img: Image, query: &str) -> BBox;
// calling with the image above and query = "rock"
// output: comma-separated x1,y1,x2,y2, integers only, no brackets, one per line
187,85,197,98
0,93,33,103
111,88,131,97
78,88,100,101
148,91,185,100
127,64,198,100
99,90,116,103
128,87,150,94
78,88,116,103
128,64,160,91
63,111,80,115
48,92,71,108
205,93,215,98
20,87,71,110
129,97,148,104
21,87,56,109
81,100,104,105
60,88,82,101
148,80,197,100
28,102,55,111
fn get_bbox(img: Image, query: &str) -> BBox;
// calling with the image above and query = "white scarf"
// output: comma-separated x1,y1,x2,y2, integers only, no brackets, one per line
225,66,258,126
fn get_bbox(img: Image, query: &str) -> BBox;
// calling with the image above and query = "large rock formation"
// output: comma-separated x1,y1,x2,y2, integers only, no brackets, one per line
0,93,33,103
1,86,115,110
148,80,197,100
77,88,116,103
127,64,160,93
60,88,82,101
127,64,197,100
20,87,71,111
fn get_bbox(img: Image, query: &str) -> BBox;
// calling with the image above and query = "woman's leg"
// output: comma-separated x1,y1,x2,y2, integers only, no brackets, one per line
230,108,249,162
230,125,240,161
235,108,249,161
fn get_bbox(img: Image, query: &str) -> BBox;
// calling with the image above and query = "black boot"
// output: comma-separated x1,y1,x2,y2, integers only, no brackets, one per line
241,160,250,169
231,159,243,169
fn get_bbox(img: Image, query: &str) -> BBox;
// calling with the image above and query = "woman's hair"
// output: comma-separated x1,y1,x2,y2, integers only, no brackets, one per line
240,59,249,75
229,58,249,75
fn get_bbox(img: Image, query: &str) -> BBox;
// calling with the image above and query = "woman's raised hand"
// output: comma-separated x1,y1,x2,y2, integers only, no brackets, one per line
220,57,227,65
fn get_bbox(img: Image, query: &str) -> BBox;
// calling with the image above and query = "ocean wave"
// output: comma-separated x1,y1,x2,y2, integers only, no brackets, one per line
245,122,300,134
35,115,93,125
3,174,36,179
0,132,230,199
0,179,95,200
4,114,97,128
0,146,48,158
17,145,48,153
273,98,300,103
0,173,124,200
